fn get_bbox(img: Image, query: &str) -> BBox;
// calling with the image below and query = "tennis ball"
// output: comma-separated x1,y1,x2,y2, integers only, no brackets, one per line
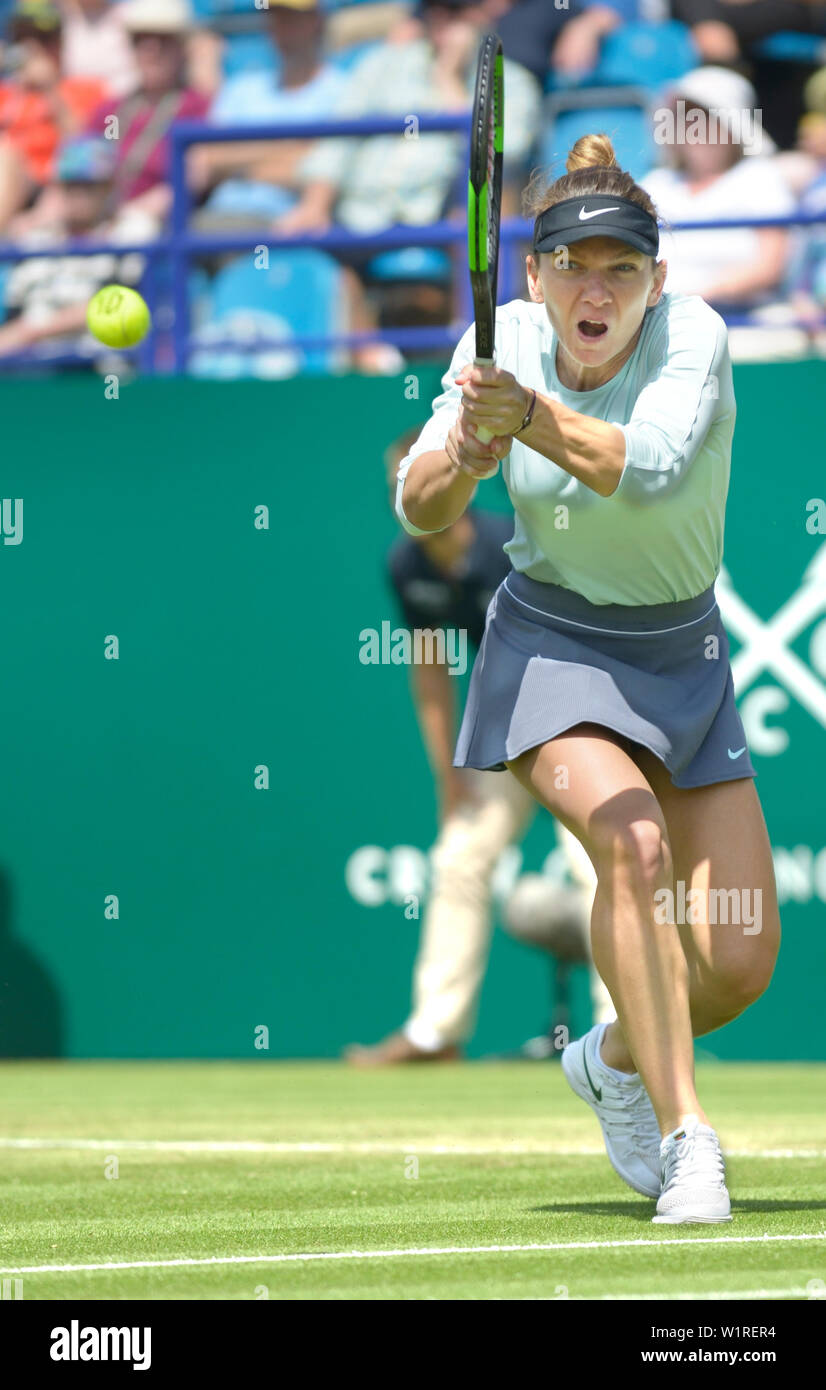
86,285,151,349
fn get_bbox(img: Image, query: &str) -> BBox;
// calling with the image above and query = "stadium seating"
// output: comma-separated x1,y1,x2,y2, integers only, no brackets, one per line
220,33,277,79
540,21,698,180
366,247,452,284
755,32,826,65
189,247,346,378
589,20,698,92
540,89,656,184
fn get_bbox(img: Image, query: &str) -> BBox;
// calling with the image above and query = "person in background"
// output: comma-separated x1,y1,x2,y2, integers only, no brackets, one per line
279,0,541,236
274,0,540,372
0,135,151,357
669,0,826,151
640,66,794,311
482,0,589,88
345,429,611,1066
57,0,138,95
85,0,209,231
190,0,346,230
0,0,108,231
546,1,655,82
670,0,826,67
786,72,826,337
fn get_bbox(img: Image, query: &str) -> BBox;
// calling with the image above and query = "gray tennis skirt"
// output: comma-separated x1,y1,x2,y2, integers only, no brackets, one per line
454,570,755,789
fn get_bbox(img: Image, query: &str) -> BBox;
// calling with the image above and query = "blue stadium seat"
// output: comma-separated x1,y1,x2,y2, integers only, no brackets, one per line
590,21,698,92
756,32,826,64
190,0,254,14
221,33,278,79
540,105,656,183
366,247,452,283
189,248,345,378
0,264,10,324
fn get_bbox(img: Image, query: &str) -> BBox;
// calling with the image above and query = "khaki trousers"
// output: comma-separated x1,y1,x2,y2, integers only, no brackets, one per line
405,768,615,1050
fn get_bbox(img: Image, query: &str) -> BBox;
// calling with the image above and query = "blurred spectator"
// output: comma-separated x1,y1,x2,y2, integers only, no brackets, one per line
281,0,541,236
524,1,680,85
183,0,261,100
185,0,409,97
641,66,794,307
191,0,346,229
0,0,108,231
670,1,826,150
85,0,209,230
487,0,585,87
0,135,151,358
266,0,539,372
58,0,138,95
669,0,826,65
787,101,826,334
325,0,411,50
547,2,632,82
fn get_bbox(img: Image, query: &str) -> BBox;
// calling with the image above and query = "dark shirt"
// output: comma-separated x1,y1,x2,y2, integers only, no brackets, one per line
495,0,584,86
669,0,826,42
387,511,513,651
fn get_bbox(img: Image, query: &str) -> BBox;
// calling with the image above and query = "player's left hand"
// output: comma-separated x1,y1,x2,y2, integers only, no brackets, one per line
456,363,531,440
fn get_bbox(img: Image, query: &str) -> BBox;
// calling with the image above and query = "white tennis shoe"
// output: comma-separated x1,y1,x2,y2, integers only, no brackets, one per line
653,1116,731,1224
561,1022,662,1198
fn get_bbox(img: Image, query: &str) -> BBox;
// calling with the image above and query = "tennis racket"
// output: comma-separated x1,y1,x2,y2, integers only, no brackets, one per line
467,33,504,445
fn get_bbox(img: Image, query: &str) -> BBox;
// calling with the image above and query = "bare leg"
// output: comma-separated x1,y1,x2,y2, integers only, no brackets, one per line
508,726,701,1135
614,752,779,1041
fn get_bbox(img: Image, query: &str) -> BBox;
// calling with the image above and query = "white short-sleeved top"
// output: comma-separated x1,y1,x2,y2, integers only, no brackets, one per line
395,292,735,606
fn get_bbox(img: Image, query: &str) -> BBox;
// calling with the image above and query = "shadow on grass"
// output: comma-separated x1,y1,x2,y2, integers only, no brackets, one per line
531,1197,826,1222
530,1201,654,1222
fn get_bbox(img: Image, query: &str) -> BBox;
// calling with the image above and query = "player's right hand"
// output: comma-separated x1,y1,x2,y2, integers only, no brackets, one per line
446,406,511,476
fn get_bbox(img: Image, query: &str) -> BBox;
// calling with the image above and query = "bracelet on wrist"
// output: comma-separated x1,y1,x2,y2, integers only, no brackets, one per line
513,387,537,436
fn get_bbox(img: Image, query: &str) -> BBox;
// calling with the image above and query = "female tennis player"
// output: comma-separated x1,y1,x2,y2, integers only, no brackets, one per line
395,134,780,1223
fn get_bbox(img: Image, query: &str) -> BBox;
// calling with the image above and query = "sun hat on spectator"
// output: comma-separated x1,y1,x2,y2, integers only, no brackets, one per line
119,0,194,35
673,66,757,125
669,65,774,156
8,0,61,38
56,137,117,183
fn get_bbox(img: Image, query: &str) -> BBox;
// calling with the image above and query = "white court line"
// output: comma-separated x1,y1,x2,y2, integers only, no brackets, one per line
0,1138,824,1158
0,1137,604,1155
525,1289,819,1301
601,1288,817,1301
2,1232,824,1276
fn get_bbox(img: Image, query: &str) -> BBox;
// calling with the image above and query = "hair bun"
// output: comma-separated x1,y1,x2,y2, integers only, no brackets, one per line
566,134,619,175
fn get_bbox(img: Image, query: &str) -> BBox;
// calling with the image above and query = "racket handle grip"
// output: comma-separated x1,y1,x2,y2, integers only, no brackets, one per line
473,355,494,444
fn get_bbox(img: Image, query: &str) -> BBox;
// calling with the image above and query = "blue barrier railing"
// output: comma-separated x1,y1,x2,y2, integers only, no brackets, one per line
0,110,825,373
168,114,474,373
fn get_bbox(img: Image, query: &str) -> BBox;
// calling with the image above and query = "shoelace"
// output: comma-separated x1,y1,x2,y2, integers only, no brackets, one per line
597,1081,661,1151
662,1129,726,1190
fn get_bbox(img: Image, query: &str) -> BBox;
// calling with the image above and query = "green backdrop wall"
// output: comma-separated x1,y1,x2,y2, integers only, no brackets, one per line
0,362,824,1059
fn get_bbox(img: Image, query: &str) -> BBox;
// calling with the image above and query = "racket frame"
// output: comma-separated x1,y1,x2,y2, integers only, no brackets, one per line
467,33,504,446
